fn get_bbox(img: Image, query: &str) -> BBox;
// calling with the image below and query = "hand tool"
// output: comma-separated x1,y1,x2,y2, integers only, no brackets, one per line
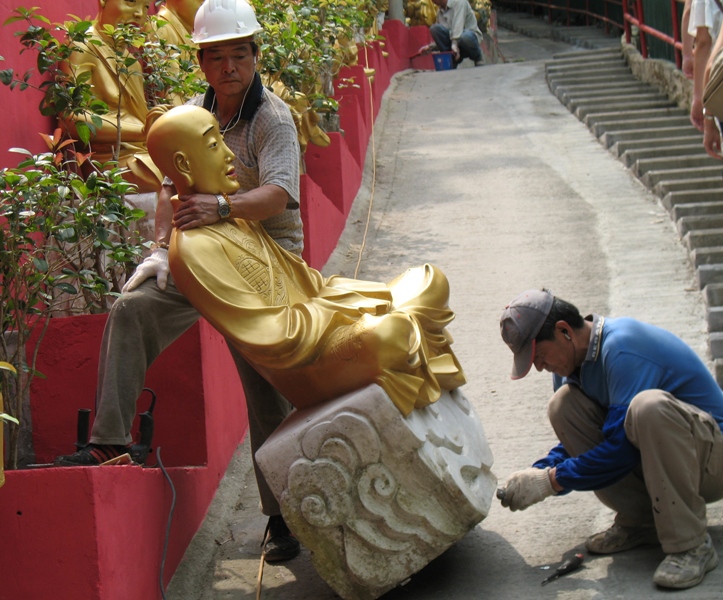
541,553,584,586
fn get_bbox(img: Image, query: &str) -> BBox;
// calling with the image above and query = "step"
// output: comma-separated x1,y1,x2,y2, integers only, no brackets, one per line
704,282,723,306
577,99,676,120
622,144,706,168
698,265,723,290
678,214,723,236
551,48,623,61
684,227,723,251
692,246,723,267
558,84,655,106
611,135,703,158
601,126,701,149
546,58,626,74
548,73,637,93
547,65,628,80
708,331,723,358
591,116,690,138
642,166,723,189
555,80,649,96
586,108,687,129
570,92,669,109
632,154,721,177
546,64,630,78
657,177,723,197
672,201,723,221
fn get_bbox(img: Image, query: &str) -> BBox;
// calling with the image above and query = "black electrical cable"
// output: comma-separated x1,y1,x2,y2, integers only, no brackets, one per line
156,447,176,600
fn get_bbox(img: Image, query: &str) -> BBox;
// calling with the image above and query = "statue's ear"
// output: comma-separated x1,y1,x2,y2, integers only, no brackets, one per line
173,151,194,187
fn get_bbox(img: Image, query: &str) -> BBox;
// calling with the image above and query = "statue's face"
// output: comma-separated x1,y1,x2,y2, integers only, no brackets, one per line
199,40,257,99
180,111,240,196
100,0,150,26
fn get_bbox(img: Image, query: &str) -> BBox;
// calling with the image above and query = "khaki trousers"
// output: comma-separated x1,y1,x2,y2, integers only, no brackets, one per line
89,276,291,515
549,385,723,553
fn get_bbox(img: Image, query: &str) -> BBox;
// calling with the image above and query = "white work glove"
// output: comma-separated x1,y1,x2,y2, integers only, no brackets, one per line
122,247,170,292
499,467,556,512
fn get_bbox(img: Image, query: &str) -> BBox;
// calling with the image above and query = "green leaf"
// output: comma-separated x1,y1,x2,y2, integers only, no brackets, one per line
54,282,78,294
0,413,20,426
32,257,49,272
8,147,33,156
75,121,91,145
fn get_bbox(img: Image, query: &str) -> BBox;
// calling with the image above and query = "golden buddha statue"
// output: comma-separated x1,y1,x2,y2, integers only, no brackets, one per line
406,0,438,27
61,0,164,193
153,0,205,105
263,78,330,156
155,0,201,49
146,105,465,415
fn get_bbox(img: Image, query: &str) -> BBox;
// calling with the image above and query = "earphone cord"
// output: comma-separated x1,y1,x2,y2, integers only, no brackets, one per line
211,79,252,135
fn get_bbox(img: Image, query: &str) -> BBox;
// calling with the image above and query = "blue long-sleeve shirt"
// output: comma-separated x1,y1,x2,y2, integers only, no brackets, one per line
533,315,723,492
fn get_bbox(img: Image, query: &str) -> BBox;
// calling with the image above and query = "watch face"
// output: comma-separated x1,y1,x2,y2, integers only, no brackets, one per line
217,195,231,218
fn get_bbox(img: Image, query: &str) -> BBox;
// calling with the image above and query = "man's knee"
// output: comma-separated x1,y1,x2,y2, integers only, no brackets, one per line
108,285,155,326
626,390,668,424
624,390,671,445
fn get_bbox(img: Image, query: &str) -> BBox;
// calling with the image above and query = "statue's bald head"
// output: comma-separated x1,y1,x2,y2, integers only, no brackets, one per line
147,105,240,196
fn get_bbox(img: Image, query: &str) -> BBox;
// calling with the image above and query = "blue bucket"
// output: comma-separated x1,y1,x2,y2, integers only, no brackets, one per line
433,52,455,71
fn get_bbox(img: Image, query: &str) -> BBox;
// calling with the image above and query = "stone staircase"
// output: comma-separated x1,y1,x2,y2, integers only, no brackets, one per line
545,48,723,382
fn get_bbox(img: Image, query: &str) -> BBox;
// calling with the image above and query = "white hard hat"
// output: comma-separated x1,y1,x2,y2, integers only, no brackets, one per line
192,0,263,46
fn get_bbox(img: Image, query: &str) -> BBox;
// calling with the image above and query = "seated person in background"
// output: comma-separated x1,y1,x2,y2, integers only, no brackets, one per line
61,0,165,193
418,0,485,67
146,104,466,416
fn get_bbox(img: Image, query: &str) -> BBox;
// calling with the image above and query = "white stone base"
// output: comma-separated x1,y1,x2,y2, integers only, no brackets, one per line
256,385,497,599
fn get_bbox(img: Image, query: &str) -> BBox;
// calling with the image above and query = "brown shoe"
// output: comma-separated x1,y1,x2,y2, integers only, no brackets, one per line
585,523,659,554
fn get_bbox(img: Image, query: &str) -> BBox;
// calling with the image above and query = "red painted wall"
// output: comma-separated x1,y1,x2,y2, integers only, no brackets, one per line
0,1,98,168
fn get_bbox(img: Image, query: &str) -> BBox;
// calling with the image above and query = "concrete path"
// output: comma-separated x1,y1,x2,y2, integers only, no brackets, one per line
167,24,723,600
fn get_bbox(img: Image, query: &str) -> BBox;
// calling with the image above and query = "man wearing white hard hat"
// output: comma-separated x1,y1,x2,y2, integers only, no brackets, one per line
497,289,723,590
56,0,302,563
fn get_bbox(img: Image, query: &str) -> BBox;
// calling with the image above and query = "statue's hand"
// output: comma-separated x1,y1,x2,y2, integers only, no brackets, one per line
122,247,170,292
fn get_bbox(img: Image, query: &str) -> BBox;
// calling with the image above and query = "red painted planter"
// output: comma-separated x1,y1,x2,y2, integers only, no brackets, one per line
300,174,347,269
1,316,247,600
304,132,363,217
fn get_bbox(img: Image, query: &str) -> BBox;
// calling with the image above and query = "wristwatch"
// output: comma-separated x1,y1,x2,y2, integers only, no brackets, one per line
216,193,231,218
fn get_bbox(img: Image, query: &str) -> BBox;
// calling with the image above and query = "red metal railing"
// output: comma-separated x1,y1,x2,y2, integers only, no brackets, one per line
497,0,684,68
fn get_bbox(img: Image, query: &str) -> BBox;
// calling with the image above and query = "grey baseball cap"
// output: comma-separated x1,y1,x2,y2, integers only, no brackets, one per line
500,289,554,380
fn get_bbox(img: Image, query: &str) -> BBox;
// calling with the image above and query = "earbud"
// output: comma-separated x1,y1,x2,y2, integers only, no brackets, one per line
253,57,257,65
563,331,571,340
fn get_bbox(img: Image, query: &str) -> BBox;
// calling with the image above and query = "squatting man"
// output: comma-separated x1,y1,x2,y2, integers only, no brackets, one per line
498,289,723,590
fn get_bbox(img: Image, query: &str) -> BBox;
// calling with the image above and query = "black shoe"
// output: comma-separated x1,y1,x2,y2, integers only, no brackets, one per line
54,443,131,466
262,515,300,563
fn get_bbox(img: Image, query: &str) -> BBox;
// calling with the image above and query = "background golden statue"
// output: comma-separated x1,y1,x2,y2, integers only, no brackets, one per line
61,0,165,193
